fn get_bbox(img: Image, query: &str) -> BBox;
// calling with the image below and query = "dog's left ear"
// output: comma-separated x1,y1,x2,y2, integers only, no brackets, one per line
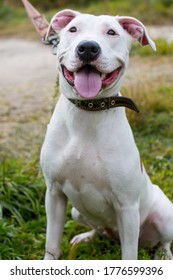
118,16,156,51
46,9,80,40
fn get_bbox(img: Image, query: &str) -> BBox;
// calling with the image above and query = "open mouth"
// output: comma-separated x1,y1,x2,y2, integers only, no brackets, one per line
62,64,122,99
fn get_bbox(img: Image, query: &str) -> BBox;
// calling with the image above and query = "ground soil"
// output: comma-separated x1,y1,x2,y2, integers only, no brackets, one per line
0,26,173,159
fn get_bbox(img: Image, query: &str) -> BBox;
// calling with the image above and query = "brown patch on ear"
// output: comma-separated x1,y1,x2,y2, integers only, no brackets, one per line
140,159,143,173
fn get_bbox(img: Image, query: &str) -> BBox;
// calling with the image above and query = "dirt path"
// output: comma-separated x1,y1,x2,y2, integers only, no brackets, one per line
0,39,57,158
147,26,173,43
0,27,173,158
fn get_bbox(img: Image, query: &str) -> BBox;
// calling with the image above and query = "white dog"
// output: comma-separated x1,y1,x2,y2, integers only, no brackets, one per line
40,10,173,260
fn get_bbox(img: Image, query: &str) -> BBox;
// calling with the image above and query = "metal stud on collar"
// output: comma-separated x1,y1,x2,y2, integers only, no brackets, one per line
100,102,105,108
88,102,94,108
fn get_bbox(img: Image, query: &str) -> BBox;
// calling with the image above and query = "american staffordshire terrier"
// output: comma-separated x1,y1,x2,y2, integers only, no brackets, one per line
40,10,173,260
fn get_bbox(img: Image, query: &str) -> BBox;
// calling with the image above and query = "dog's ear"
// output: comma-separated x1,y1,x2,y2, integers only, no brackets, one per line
118,16,156,51
46,9,80,39
51,9,80,31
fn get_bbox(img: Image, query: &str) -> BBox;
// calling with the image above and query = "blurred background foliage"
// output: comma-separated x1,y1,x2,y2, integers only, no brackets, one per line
0,0,173,24
0,0,173,38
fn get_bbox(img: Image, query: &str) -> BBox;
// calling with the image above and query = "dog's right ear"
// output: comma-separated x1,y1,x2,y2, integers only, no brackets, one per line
46,9,80,40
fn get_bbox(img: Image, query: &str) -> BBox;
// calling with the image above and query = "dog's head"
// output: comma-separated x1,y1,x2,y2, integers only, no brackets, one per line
46,10,156,99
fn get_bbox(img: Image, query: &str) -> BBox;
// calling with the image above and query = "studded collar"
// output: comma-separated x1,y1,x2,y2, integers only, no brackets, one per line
68,95,140,113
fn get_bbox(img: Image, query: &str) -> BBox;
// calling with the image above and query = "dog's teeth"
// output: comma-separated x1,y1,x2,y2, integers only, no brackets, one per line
101,74,106,80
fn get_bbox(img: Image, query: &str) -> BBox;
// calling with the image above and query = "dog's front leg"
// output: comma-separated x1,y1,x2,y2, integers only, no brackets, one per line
116,204,140,260
44,185,67,260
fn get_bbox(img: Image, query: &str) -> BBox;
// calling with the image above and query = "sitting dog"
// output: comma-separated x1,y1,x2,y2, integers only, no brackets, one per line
40,10,173,260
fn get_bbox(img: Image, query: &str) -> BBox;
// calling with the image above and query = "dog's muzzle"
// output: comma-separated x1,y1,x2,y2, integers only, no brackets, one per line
62,40,123,99
76,40,101,63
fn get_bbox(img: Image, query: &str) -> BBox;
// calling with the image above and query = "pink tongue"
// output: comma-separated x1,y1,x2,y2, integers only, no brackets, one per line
74,66,102,98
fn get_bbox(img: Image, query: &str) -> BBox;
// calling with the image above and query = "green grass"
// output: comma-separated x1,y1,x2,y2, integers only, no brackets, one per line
0,157,46,259
0,82,173,260
131,39,173,56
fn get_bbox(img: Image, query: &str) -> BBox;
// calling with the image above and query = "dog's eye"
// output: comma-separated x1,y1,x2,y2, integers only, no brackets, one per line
107,29,117,36
69,27,77,33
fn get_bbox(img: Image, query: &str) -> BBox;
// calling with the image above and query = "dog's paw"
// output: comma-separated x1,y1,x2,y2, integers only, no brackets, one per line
154,243,173,260
70,229,96,245
44,250,61,260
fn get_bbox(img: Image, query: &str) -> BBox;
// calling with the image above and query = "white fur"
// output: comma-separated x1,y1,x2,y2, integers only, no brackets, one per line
41,11,173,260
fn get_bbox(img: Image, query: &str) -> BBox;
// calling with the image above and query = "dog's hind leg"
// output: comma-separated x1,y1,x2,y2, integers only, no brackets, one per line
150,185,173,259
154,242,173,260
70,207,96,245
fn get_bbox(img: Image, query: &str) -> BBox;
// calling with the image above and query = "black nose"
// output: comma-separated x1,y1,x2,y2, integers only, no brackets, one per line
76,40,101,62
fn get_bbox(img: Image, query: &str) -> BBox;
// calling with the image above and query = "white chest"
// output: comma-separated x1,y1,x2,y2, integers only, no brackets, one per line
41,99,143,228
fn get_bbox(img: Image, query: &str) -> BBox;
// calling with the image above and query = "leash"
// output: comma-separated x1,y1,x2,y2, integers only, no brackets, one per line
42,34,60,55
68,96,140,113
22,0,59,54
